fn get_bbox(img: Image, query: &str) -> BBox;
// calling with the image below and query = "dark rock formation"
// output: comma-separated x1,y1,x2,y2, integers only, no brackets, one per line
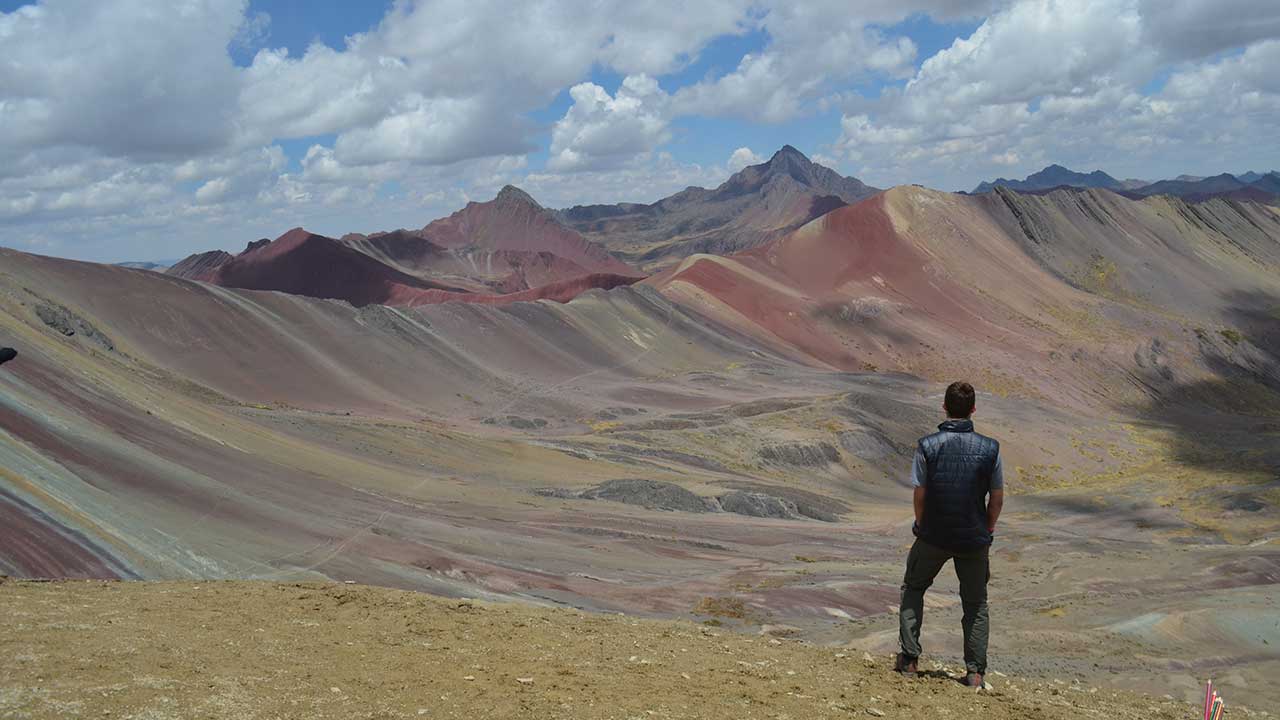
34,302,114,351
758,442,840,467
579,479,712,513
717,491,801,520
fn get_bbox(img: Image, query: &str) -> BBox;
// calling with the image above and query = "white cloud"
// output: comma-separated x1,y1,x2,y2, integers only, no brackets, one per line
670,1,995,122
727,147,763,171
332,95,532,167
194,177,232,204
235,0,754,166
1139,0,1280,60
526,152,729,207
0,0,244,160
832,0,1280,189
991,151,1020,166
548,75,673,172
232,10,271,52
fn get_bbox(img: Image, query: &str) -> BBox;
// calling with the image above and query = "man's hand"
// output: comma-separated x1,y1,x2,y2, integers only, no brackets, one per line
913,486,926,527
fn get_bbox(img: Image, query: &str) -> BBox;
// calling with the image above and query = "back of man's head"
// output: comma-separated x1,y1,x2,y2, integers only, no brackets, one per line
944,381,975,418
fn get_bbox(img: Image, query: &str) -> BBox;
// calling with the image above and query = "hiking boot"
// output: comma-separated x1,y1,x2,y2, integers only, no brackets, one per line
894,653,918,677
965,672,984,689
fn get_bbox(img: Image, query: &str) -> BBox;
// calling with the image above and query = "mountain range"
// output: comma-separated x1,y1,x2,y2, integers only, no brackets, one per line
974,164,1280,203
167,145,879,304
560,145,879,268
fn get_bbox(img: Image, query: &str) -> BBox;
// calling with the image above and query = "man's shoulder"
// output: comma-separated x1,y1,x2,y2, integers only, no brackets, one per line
919,429,1000,454
974,430,1000,448
916,430,944,448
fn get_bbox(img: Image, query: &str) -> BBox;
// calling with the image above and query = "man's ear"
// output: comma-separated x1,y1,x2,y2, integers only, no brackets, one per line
970,404,977,418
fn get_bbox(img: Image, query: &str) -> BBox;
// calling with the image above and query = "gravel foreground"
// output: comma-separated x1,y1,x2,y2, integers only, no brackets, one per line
0,580,1205,720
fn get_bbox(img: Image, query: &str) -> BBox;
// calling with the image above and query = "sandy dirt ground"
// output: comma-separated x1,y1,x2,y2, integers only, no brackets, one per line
0,580,1211,720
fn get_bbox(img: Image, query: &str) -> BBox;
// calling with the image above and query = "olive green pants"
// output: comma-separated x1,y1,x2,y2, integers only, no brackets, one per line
898,538,990,674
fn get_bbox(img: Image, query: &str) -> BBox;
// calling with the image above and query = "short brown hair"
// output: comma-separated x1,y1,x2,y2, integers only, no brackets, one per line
944,381,976,418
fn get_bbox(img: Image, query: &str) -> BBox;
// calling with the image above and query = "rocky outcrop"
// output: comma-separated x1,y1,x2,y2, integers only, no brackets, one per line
715,491,802,520
575,479,712,513
536,479,841,521
34,302,114,351
836,428,901,460
758,442,840,467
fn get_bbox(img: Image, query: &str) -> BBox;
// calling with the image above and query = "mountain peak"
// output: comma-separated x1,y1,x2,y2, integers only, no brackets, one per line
974,164,1121,193
765,145,812,170
772,144,807,160
274,227,314,244
494,185,541,209
243,238,270,255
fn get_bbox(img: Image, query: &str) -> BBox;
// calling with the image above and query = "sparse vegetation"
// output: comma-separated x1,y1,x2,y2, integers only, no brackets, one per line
693,595,751,620
1219,328,1244,346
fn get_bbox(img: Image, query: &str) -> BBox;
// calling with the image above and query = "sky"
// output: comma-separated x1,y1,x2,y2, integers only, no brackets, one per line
2,0,1279,262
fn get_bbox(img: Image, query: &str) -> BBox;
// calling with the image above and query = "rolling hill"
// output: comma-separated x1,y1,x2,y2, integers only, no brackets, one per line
168,188,642,306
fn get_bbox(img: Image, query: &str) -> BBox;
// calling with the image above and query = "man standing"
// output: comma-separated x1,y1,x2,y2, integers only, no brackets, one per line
895,381,1004,689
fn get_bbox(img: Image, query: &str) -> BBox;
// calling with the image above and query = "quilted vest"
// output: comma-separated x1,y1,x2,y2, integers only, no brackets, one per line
918,419,999,551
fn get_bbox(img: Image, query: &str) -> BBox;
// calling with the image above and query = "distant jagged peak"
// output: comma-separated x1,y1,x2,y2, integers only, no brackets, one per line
243,238,270,255
493,184,542,209
758,145,830,180
717,144,876,203
973,163,1121,193
767,144,810,165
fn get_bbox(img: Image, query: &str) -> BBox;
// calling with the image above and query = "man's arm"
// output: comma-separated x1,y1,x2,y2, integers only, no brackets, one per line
987,449,1005,533
910,447,926,532
986,489,1004,533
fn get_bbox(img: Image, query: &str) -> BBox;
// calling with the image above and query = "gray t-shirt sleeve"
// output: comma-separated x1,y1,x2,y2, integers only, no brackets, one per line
910,448,927,488
990,450,1004,491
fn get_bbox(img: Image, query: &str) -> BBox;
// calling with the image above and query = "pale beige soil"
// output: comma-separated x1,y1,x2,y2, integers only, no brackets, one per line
0,580,1204,720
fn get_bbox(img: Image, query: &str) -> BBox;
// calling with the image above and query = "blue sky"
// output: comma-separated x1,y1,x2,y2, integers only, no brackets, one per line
1,0,1279,261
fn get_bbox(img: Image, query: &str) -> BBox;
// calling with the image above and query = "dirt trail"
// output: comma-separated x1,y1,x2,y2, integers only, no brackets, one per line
0,580,1200,720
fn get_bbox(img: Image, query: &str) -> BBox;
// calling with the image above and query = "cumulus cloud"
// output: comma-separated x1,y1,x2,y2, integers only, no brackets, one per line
0,0,243,159
526,152,729,207
232,10,271,51
548,75,673,172
991,151,1020,166
235,0,753,166
833,0,1280,189
1139,0,1280,60
670,1,996,122
727,147,764,171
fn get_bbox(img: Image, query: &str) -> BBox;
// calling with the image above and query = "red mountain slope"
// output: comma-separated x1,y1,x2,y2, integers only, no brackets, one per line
416,186,638,278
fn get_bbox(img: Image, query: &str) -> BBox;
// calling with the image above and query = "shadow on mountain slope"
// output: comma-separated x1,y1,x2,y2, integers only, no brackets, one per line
1127,290,1280,515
